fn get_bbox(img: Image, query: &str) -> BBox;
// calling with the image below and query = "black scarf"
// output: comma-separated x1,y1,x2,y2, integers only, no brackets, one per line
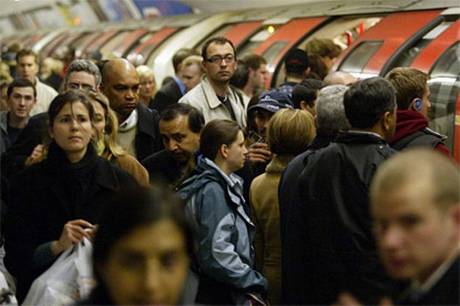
45,142,99,217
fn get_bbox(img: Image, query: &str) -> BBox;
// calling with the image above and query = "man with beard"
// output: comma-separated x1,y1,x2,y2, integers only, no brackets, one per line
179,37,246,128
142,103,204,189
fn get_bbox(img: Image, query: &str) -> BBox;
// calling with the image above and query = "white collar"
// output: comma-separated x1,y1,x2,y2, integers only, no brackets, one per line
119,109,138,132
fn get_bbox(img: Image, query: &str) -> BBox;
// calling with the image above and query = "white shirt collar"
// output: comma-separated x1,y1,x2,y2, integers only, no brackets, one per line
119,109,138,132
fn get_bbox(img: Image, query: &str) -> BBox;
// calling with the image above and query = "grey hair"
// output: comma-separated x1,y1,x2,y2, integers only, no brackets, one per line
64,59,102,88
316,84,350,136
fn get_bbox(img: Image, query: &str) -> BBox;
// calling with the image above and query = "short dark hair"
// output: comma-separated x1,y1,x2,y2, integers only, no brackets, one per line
48,90,94,127
200,119,241,161
160,103,204,134
344,77,396,129
201,36,236,61
7,78,36,98
16,49,38,64
292,79,326,108
172,48,198,74
241,54,267,71
93,186,195,285
230,60,249,89
284,48,309,75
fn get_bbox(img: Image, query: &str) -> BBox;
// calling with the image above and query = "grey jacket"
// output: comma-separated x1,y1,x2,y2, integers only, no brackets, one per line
178,157,267,303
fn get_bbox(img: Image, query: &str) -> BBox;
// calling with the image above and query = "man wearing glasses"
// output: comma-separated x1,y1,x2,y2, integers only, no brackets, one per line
179,37,246,128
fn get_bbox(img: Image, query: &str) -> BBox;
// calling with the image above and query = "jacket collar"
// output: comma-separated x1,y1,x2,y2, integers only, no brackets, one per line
336,130,387,144
200,76,233,110
390,109,428,143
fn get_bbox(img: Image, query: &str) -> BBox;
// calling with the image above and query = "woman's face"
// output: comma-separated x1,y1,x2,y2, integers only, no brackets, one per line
50,101,93,162
139,75,156,98
92,101,106,138
225,130,248,172
100,219,190,305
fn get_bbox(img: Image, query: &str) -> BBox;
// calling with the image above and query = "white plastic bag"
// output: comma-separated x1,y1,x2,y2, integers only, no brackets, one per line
22,238,95,306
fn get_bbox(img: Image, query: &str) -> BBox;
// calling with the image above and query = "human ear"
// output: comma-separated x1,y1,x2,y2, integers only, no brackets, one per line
219,144,229,159
48,127,54,139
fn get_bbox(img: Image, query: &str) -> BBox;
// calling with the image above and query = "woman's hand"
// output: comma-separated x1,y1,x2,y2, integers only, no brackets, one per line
51,219,95,255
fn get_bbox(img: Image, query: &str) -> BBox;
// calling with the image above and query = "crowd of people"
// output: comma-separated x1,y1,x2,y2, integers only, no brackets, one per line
0,35,458,306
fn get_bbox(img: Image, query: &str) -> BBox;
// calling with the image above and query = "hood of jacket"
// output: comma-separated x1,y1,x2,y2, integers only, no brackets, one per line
178,156,230,201
390,109,428,143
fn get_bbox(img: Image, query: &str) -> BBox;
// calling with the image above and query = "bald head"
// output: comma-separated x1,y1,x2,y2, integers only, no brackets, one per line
101,59,140,122
324,71,356,86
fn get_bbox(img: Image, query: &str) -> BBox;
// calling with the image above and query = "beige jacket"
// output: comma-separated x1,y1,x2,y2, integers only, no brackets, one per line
249,155,293,305
179,76,246,127
31,78,58,116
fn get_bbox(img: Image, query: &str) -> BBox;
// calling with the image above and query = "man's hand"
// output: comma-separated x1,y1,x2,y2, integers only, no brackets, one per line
247,142,272,163
25,144,45,166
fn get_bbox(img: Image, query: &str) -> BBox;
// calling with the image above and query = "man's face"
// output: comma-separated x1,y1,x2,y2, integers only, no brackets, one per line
249,64,269,92
202,42,236,85
253,109,273,139
7,86,36,120
65,71,98,92
102,64,139,121
159,115,200,163
17,55,39,83
372,183,459,283
181,64,202,92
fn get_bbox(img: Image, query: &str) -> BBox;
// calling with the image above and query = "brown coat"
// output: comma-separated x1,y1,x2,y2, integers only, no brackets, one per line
113,153,150,187
249,155,292,304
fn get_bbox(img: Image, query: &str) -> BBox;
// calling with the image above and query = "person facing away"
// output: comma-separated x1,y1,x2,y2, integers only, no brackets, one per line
15,49,58,115
291,78,327,116
250,109,315,304
0,78,36,154
385,67,450,156
142,103,204,189
279,84,350,304
336,149,460,306
78,187,195,305
295,77,398,304
277,48,310,98
179,37,247,128
101,58,163,161
178,119,268,305
4,90,137,302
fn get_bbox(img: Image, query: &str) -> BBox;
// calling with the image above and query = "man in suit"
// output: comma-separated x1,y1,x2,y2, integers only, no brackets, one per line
101,59,162,161
370,149,459,305
150,49,195,114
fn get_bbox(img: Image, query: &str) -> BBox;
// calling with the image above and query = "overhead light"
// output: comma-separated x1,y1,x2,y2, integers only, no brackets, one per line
267,25,275,33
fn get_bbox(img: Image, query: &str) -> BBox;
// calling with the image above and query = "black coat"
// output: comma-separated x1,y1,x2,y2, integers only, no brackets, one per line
150,79,183,115
4,143,137,301
135,103,163,161
287,131,396,305
397,256,460,306
278,134,335,304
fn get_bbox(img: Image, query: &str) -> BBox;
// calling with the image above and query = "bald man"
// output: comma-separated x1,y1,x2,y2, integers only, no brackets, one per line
101,59,162,161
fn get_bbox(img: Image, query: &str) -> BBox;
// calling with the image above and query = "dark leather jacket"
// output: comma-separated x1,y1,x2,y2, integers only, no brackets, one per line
291,131,396,305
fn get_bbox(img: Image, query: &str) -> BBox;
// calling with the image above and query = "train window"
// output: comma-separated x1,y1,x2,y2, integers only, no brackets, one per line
388,21,453,69
428,42,459,152
238,25,280,58
339,40,383,77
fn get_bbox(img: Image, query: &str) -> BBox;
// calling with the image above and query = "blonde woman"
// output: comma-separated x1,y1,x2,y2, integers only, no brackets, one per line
136,65,157,107
88,91,150,186
249,109,316,304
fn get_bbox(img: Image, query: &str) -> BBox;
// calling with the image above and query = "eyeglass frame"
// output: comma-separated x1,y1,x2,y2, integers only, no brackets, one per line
205,54,236,64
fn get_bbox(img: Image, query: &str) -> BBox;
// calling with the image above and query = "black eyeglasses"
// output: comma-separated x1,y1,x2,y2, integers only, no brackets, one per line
206,54,235,64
